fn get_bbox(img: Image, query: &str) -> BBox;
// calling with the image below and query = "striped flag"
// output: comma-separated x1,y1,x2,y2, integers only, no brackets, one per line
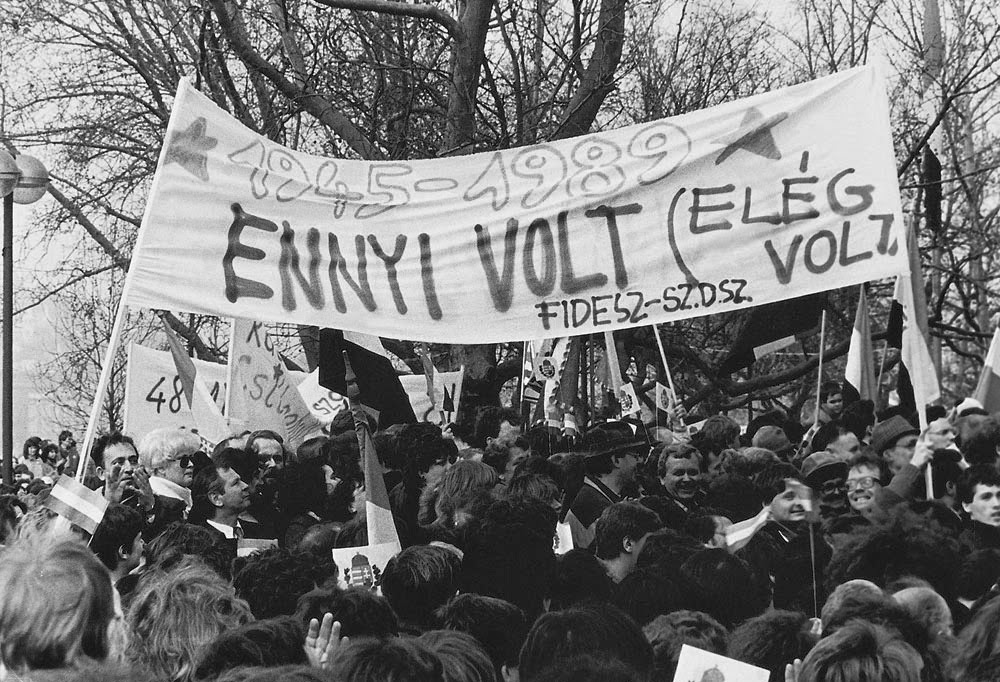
603,330,640,416
724,506,770,553
161,317,229,444
43,475,108,535
843,286,877,403
974,328,1000,413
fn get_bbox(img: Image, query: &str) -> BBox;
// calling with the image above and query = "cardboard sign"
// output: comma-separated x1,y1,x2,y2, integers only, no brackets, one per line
126,67,906,343
673,645,769,682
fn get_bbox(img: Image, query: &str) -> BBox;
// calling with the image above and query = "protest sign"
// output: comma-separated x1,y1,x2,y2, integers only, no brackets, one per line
125,67,906,343
672,644,769,682
124,343,228,436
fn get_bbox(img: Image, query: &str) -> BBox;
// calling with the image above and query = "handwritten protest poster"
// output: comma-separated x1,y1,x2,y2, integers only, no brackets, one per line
125,67,907,343
673,645,769,682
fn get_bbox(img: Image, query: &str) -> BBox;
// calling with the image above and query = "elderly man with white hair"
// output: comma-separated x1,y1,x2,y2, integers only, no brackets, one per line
139,427,201,537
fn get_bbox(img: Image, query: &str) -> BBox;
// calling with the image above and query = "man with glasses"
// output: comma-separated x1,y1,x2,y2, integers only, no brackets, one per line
138,427,201,537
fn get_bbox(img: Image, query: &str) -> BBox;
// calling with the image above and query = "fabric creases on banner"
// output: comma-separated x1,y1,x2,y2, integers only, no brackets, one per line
125,67,907,343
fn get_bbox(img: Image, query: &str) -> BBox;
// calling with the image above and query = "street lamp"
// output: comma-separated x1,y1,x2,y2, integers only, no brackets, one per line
1,150,49,485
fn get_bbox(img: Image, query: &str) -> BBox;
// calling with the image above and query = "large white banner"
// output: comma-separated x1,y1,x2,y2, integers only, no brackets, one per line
127,67,906,342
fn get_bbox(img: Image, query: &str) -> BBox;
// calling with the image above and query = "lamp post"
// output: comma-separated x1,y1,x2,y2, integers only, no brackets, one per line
0,150,49,485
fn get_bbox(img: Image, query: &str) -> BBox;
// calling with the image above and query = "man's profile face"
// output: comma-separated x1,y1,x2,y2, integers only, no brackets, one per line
927,418,956,450
660,456,701,500
964,483,1000,527
823,393,844,418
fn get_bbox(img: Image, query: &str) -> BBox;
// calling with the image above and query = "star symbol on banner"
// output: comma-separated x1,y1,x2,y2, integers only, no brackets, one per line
273,363,284,382
713,107,789,165
164,117,217,181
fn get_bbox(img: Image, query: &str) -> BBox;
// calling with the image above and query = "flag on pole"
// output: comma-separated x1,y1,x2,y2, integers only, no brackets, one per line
43,475,109,535
843,286,878,403
161,317,229,444
724,506,770,553
655,382,674,413
887,222,940,420
720,294,825,373
318,329,416,429
602,330,640,416
974,327,1000,412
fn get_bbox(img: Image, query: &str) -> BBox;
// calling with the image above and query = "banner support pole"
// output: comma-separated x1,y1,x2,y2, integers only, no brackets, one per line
813,310,828,429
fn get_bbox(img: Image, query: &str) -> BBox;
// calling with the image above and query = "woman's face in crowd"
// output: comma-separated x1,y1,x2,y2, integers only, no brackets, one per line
846,464,882,513
964,483,1000,527
27,445,38,458
770,481,808,523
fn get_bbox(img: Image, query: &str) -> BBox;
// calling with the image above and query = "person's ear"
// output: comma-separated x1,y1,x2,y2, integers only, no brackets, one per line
209,490,224,508
501,664,519,682
97,466,107,482
622,535,636,555
117,544,131,561
964,501,973,514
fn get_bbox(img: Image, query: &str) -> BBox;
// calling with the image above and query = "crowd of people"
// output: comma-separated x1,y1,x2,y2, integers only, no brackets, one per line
5,384,1000,681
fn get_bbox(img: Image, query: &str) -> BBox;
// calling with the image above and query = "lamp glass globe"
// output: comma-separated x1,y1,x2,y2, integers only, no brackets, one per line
13,154,49,205
0,149,19,198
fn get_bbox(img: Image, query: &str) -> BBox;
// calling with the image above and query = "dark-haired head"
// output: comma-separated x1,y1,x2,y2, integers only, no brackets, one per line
435,593,528,674
294,586,398,639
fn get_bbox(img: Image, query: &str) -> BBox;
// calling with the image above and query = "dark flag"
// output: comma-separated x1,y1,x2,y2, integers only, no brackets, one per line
318,329,416,429
720,294,826,374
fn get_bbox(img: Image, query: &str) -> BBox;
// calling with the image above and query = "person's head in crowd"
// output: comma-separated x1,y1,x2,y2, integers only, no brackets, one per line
956,409,989,449
381,544,462,633
519,602,654,682
143,521,237,580
656,443,702,503
751,424,795,460
13,463,33,493
323,433,362,486
22,435,42,462
213,447,263,496
506,471,561,512
729,610,816,682
527,655,639,682
193,616,309,680
89,503,144,583
959,464,1000,527
799,620,922,682
926,416,957,451
397,423,457,490
841,399,876,443
0,537,115,674
704,473,763,523
871,415,920,475
825,506,960,601
682,509,733,549
756,462,808,524
801,450,848,519
961,415,1000,466
948,588,1000,681
811,422,861,459
820,579,883,626
549,451,586,517
548,548,614,610
461,497,557,620
327,636,444,682
188,461,251,527
40,441,60,467
138,427,201,488
296,435,328,468
90,432,140,498
525,423,572,460
276,462,329,527
0,493,27,544
294,522,342,555
473,406,522,449
722,446,780,481
232,546,338,619
643,610,728,682
211,665,339,682
680,548,765,628
127,556,253,682
691,414,741,474
434,459,499,528
594,501,662,583
613,565,684,625
435,594,528,677
819,381,845,421
483,436,529,483
957,549,1000,607
636,527,703,573
845,452,888,516
294,586,398,638
891,586,953,639
418,630,498,682
444,415,477,452
580,426,643,495
246,429,286,472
